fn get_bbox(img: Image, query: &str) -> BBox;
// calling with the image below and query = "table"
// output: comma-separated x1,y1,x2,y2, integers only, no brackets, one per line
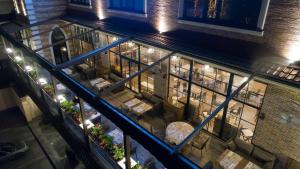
77,63,90,71
117,157,138,169
216,149,261,169
107,128,123,145
123,98,142,109
132,102,153,117
95,81,111,92
89,77,105,86
165,122,194,145
241,128,253,141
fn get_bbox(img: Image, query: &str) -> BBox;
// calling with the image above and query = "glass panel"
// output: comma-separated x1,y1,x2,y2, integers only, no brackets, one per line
168,75,189,106
170,55,191,80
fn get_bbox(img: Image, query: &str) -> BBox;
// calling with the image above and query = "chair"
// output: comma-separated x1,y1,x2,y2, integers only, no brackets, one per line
191,137,210,156
203,161,213,169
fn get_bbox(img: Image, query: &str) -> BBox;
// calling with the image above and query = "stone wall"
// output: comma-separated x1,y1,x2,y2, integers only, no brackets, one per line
253,84,300,161
68,0,300,60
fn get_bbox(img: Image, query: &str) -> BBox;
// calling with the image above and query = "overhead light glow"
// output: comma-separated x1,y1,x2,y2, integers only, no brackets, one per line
61,47,67,52
147,48,154,54
15,56,23,62
171,55,178,61
128,42,134,47
242,77,248,82
112,37,117,41
204,65,210,70
38,78,47,85
57,95,66,103
6,48,13,54
25,65,33,72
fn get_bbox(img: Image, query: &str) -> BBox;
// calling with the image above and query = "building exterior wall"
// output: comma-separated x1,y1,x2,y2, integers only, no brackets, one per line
253,84,300,161
68,0,300,61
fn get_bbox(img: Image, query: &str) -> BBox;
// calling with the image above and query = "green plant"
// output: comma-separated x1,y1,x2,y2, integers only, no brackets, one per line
90,123,104,139
99,135,113,150
112,144,124,161
132,163,144,169
43,84,53,95
60,100,76,113
28,69,38,80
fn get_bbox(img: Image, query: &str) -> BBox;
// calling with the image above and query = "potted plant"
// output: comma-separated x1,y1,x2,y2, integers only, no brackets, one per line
42,84,54,96
99,135,113,150
132,163,144,169
112,144,124,161
60,100,75,113
90,123,104,140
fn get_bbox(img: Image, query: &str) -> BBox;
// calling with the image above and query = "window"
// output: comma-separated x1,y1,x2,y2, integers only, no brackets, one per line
70,0,91,6
181,0,264,30
109,0,145,14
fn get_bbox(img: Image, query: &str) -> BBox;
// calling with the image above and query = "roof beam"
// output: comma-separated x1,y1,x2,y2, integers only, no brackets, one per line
104,51,176,94
173,74,255,153
33,28,96,52
53,37,131,70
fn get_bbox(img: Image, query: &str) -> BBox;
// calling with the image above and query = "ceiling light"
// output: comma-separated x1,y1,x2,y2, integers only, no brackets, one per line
204,65,210,70
242,77,248,82
128,42,134,47
25,65,33,72
147,48,154,54
6,48,13,54
15,56,23,62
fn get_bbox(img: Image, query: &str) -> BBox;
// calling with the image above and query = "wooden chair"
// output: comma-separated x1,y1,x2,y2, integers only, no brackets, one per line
191,137,210,156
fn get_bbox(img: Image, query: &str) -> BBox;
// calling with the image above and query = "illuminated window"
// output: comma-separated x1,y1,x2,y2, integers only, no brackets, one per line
181,0,266,30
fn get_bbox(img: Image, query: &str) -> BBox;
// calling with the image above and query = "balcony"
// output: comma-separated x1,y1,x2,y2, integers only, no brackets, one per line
0,18,280,169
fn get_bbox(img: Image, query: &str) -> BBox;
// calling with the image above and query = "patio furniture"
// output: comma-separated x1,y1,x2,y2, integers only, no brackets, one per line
191,135,210,156
123,98,142,109
226,138,276,169
89,77,105,87
240,128,253,142
165,122,194,145
109,73,124,92
132,102,153,118
140,91,163,116
216,149,262,169
95,81,111,92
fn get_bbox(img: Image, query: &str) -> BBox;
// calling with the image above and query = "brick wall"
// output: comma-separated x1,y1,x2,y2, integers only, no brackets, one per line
253,84,300,161
68,0,300,60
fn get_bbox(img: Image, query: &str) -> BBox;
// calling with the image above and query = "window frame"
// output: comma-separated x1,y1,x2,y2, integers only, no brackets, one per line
177,0,270,35
107,0,147,15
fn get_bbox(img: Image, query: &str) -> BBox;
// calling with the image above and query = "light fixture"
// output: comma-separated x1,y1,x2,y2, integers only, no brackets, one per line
171,55,178,61
61,47,67,52
204,65,210,70
147,48,154,54
128,42,134,47
14,56,23,62
38,78,47,85
25,65,33,72
112,37,117,41
242,77,248,82
56,95,66,103
6,48,13,54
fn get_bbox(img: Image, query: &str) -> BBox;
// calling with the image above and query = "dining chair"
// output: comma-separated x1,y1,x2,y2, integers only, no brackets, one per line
191,137,210,156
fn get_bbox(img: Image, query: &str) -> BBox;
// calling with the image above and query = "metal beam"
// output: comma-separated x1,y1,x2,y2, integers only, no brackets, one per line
33,29,96,52
21,23,74,41
173,74,255,153
53,37,131,70
104,51,176,93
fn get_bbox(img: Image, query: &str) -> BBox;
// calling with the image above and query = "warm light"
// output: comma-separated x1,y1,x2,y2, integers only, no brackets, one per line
15,56,23,62
25,65,33,72
57,95,66,103
6,48,13,54
112,37,117,41
242,77,248,82
158,18,168,34
147,48,154,54
95,0,105,20
13,0,20,14
204,65,210,70
20,0,27,16
61,47,67,52
38,78,47,85
128,42,134,47
171,55,178,61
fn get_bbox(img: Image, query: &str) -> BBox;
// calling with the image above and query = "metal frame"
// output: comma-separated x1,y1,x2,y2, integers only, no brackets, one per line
105,51,176,93
174,74,255,153
33,28,96,52
53,37,131,70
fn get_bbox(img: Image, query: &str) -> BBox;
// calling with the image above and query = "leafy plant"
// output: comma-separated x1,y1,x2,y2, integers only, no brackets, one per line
90,123,104,139
43,84,53,95
28,69,38,80
60,100,76,113
112,144,124,161
99,135,113,150
132,163,144,169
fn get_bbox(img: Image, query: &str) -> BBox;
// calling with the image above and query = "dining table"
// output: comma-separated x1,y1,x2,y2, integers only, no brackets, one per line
89,77,105,87
165,122,194,145
131,102,153,117
216,149,261,169
123,98,142,109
